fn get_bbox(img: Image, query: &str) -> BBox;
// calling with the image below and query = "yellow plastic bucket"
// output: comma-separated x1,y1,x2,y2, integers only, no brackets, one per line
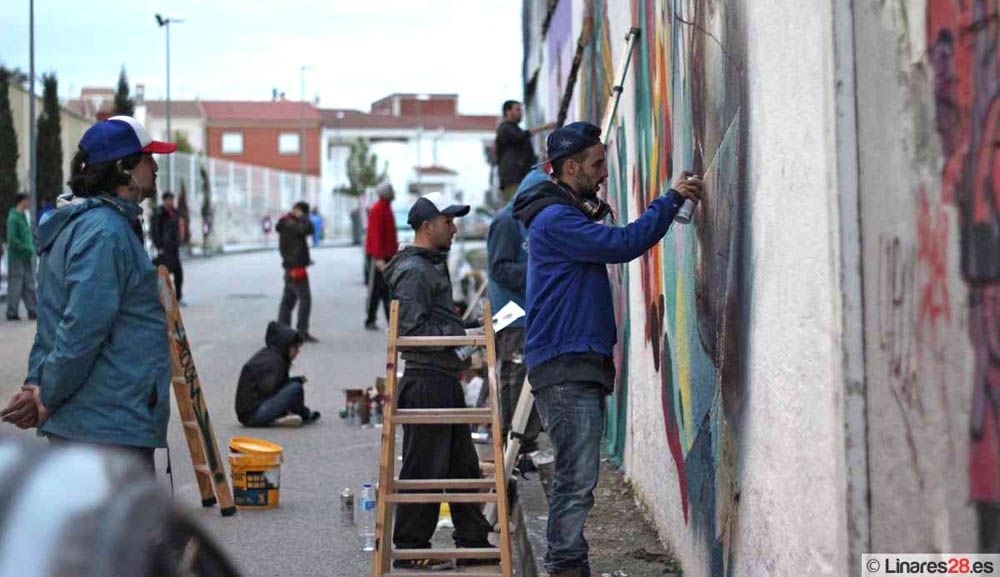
229,437,283,509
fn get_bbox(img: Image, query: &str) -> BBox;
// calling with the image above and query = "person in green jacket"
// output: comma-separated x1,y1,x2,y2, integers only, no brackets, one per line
5,193,36,321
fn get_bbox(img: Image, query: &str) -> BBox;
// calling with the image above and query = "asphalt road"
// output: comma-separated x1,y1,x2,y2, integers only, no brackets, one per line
1,246,390,577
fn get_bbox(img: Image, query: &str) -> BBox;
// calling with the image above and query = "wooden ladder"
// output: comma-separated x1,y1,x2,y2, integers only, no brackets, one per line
372,300,513,577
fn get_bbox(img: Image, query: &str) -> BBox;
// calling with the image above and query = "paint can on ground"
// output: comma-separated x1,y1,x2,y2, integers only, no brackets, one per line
228,437,283,510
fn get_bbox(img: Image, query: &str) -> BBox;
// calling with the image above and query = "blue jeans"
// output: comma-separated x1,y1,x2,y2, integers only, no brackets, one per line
246,379,309,426
532,383,604,573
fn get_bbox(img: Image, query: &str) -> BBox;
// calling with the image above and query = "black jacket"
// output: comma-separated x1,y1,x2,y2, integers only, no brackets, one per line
383,246,470,376
276,213,314,270
235,322,300,424
495,121,536,189
153,206,181,255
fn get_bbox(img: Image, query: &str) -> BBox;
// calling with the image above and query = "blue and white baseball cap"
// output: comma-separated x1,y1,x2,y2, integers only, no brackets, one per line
79,115,177,165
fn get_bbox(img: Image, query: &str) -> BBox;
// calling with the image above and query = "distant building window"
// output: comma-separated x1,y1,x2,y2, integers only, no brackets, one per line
279,132,301,155
221,132,243,155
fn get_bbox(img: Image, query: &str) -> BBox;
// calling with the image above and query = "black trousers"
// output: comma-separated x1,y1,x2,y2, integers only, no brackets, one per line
155,252,184,302
366,268,391,325
278,276,311,334
393,369,492,550
496,327,541,453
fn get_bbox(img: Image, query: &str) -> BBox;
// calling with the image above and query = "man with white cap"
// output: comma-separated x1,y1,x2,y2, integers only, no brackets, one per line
382,192,495,570
0,116,176,472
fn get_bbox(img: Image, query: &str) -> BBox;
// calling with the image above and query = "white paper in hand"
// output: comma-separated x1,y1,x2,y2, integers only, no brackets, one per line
492,301,526,333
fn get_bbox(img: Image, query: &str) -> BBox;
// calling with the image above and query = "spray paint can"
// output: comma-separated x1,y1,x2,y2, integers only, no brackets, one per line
674,175,701,224
340,487,355,526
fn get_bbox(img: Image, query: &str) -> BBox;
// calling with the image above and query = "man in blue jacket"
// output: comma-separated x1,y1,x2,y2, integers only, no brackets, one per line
0,116,177,472
513,122,703,577
487,168,547,461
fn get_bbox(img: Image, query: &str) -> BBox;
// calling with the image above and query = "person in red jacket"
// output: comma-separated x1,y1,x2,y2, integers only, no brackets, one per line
365,182,399,330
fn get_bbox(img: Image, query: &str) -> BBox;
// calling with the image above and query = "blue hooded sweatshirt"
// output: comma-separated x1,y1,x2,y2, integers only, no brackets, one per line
27,194,171,448
486,168,550,328
513,180,685,374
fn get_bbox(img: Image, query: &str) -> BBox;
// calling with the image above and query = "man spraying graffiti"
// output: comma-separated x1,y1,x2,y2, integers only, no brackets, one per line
0,116,177,472
513,121,703,577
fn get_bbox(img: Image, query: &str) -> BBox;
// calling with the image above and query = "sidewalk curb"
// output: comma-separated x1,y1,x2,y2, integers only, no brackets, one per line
0,240,359,304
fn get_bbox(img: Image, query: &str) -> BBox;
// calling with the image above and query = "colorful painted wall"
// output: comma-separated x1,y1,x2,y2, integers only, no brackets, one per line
854,0,996,554
523,0,996,574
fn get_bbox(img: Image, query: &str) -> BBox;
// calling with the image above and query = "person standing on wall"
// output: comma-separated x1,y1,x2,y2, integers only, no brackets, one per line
0,116,177,473
277,201,318,343
364,182,398,331
5,193,37,321
153,191,185,306
383,192,495,571
487,168,547,468
495,100,555,203
513,121,704,577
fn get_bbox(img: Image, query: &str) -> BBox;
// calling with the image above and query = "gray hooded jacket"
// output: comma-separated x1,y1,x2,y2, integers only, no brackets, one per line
383,246,470,376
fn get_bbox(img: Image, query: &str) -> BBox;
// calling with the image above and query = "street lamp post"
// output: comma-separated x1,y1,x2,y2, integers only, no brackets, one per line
156,14,184,196
28,0,36,224
299,65,312,196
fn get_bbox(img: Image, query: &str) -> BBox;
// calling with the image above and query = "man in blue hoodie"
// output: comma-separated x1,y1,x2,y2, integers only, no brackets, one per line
487,168,547,460
512,122,703,577
0,116,177,472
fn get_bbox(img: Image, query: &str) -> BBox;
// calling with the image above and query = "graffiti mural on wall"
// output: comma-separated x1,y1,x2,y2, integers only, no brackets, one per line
572,0,749,573
927,0,1000,507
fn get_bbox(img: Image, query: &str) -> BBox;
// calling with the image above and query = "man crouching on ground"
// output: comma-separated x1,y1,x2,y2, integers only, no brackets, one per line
513,121,703,577
383,192,495,571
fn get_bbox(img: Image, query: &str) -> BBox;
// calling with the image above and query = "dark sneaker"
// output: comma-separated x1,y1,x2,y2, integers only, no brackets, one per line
27,312,36,320
304,411,321,424
364,321,378,331
302,333,319,343
392,558,455,571
6,314,20,321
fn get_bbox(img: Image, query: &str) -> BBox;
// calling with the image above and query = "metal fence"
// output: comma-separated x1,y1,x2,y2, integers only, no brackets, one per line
161,153,356,249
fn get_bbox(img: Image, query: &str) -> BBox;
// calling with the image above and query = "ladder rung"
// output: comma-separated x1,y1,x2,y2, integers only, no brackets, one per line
392,548,500,560
382,569,503,577
396,335,487,348
386,493,497,504
393,409,492,424
393,479,494,490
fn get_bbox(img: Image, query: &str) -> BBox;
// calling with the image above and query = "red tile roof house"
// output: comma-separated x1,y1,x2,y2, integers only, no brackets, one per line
321,94,500,211
202,100,322,176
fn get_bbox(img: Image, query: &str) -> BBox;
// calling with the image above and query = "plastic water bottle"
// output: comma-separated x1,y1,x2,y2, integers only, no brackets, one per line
358,483,376,551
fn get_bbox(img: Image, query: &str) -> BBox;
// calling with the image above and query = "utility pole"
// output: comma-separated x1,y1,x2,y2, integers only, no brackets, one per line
28,0,36,224
299,65,312,196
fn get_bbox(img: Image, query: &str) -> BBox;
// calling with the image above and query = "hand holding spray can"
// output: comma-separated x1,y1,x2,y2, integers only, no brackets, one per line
674,173,702,224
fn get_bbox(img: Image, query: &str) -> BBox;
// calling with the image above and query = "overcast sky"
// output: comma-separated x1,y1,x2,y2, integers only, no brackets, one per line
0,0,523,115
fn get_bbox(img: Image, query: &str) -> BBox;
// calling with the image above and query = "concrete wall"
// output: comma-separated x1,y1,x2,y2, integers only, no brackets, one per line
522,0,995,573
853,0,989,553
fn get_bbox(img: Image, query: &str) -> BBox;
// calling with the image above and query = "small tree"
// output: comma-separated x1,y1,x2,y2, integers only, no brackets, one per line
338,138,387,197
36,73,63,211
0,67,19,244
199,164,212,249
177,179,191,245
174,131,194,154
113,66,134,116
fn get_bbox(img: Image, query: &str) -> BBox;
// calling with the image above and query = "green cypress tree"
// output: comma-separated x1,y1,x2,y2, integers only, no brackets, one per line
36,73,63,210
0,67,19,243
113,66,134,116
